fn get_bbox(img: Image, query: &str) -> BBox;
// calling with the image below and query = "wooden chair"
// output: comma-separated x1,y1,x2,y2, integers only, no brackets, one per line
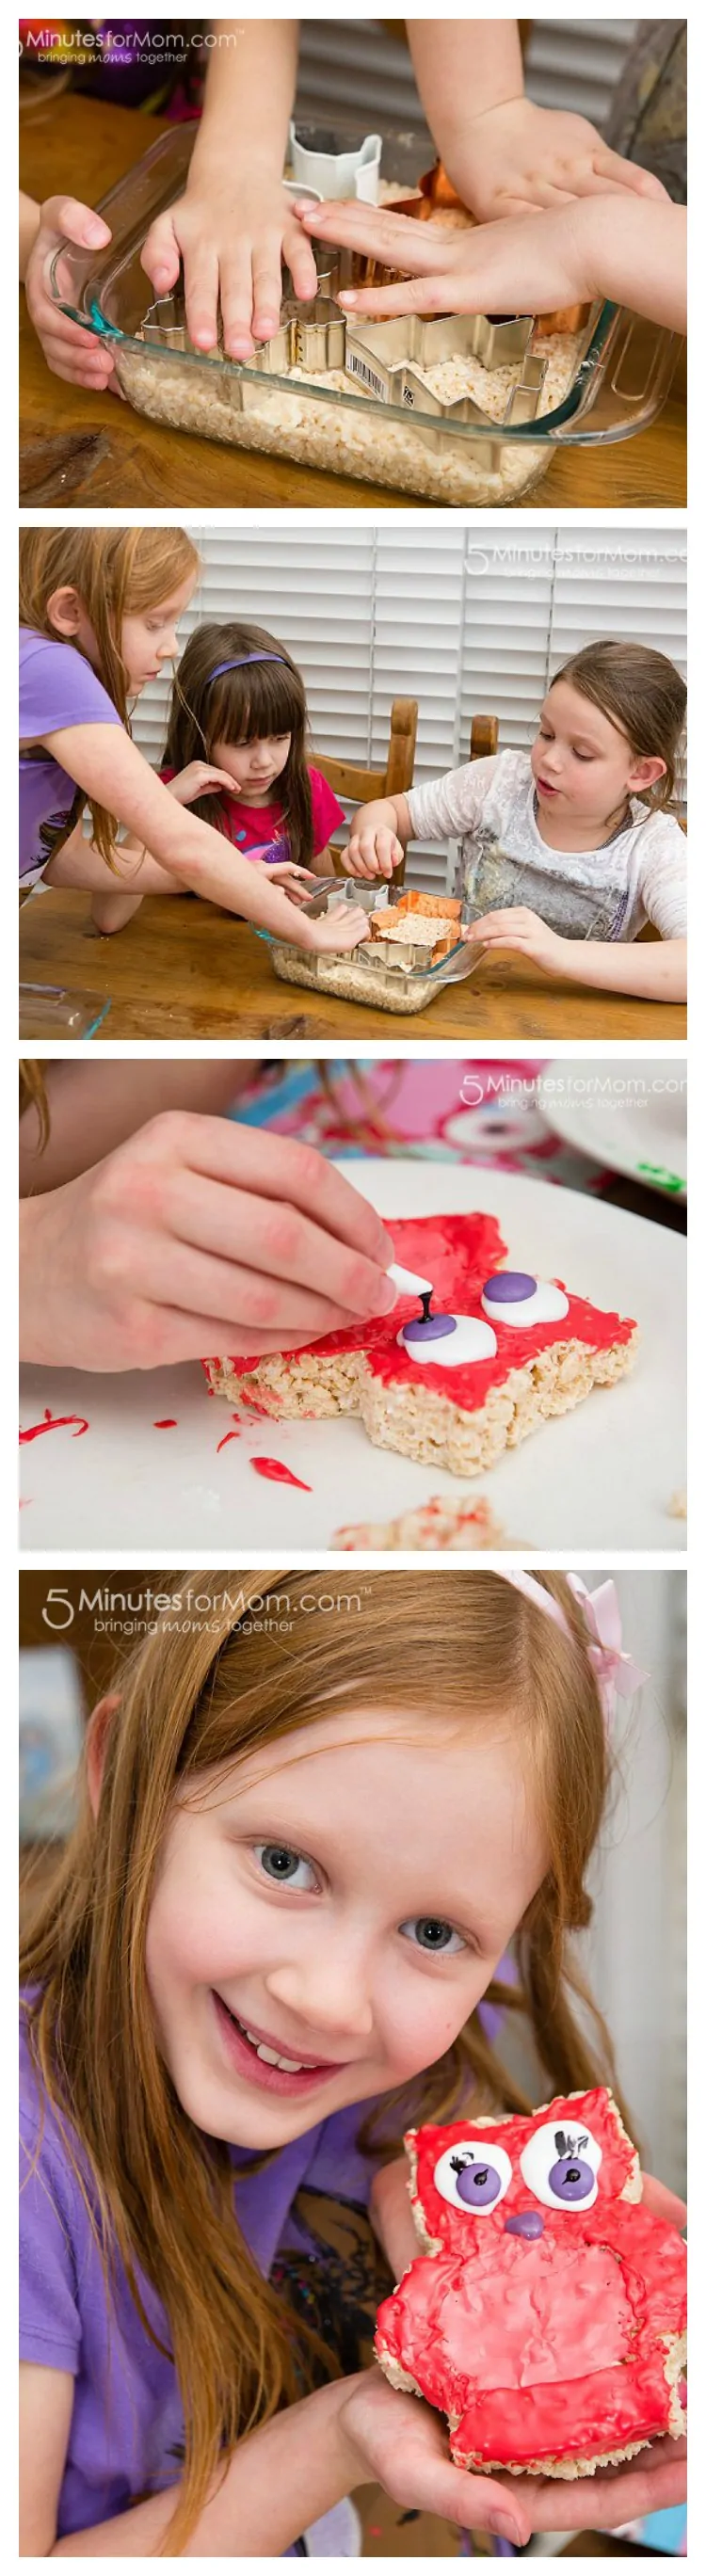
316,697,418,885
317,705,498,886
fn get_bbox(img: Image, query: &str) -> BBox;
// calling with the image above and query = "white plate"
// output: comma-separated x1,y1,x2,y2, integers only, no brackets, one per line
538,1061,687,1199
20,1162,685,1553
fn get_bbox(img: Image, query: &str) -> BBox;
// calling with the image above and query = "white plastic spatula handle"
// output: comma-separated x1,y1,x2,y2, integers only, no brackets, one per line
387,1262,435,1299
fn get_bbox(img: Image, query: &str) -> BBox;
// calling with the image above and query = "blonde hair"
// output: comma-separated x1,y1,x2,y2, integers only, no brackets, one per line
19,527,200,867
22,1568,628,2553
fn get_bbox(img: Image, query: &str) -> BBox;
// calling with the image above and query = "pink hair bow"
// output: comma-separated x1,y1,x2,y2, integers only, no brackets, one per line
565,1576,649,1724
502,1572,648,1729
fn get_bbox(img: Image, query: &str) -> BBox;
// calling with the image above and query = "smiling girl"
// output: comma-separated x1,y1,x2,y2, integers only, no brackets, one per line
20,1569,685,2555
345,641,686,1002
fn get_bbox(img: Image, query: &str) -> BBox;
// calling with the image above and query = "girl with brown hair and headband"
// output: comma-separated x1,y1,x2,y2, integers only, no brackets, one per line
161,619,382,882
19,529,371,955
20,1570,685,2554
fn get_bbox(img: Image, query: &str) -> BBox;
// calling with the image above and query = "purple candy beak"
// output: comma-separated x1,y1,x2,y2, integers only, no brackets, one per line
505,2210,544,2239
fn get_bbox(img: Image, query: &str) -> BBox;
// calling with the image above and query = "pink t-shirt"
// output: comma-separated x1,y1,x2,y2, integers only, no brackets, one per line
160,763,345,863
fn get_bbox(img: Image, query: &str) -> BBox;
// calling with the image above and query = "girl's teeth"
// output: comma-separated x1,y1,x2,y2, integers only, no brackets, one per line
241,2020,306,2072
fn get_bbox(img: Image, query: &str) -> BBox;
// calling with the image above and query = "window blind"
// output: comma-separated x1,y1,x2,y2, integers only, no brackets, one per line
131,525,686,894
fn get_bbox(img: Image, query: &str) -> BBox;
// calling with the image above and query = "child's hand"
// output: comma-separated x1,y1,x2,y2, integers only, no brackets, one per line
20,1112,396,1372
141,176,318,361
256,861,319,904
164,762,241,807
464,907,567,977
339,2360,684,2546
342,826,404,879
24,197,116,390
457,99,668,222
309,197,593,326
340,835,402,881
303,906,372,955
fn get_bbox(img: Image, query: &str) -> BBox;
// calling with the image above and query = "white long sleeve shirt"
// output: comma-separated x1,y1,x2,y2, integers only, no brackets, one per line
406,749,687,943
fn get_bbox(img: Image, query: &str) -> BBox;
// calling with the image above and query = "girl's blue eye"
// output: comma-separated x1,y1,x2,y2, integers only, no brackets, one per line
254,1842,317,1891
400,1916,465,1955
573,749,593,762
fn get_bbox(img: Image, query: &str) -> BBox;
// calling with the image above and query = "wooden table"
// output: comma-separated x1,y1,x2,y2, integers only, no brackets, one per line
20,94,686,510
20,886,687,1041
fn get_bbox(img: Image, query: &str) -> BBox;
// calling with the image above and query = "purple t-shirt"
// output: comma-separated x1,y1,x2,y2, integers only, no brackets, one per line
19,629,121,883
20,2006,377,2545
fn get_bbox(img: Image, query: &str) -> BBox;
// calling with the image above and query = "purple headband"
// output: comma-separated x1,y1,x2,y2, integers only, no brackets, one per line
206,654,288,682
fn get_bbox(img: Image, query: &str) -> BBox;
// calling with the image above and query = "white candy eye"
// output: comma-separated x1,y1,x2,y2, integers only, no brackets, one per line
481,1272,570,1330
433,2137,512,2214
520,2119,602,2210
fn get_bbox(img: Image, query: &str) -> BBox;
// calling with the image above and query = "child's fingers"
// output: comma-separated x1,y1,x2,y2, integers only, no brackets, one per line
182,242,222,354
384,2438,529,2546
282,218,319,305
586,148,669,202
156,1173,398,1321
528,2443,686,2534
297,199,444,268
50,196,112,251
177,1116,394,1269
140,209,182,298
340,272,479,321
127,1234,394,1342
217,241,260,358
250,230,288,341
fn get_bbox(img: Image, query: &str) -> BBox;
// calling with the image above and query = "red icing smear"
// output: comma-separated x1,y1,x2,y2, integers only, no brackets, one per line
153,1419,178,1429
250,1456,312,1491
201,1214,635,1411
375,2093,685,2471
20,1407,89,1445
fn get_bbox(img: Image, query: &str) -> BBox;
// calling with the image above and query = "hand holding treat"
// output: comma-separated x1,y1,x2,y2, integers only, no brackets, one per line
375,2094,686,2490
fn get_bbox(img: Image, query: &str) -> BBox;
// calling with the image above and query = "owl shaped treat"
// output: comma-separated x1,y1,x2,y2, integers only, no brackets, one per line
375,2090,686,2479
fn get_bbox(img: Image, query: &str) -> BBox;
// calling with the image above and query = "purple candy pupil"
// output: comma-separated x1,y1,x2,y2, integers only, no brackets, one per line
549,2154,594,2201
483,1270,537,1304
455,2159,502,2208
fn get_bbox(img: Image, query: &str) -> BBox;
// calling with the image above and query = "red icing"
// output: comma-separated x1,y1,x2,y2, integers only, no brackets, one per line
375,2092,685,2472
20,1407,89,1445
201,1215,635,1414
250,1455,312,1490
217,1422,241,1453
153,1419,178,1429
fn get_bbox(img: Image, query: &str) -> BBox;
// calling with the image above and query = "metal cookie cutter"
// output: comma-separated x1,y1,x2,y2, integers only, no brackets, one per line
289,121,382,204
283,296,346,370
138,293,292,376
344,311,547,433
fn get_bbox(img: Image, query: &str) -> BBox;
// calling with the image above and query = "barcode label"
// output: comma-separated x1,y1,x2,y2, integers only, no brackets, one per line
345,349,389,401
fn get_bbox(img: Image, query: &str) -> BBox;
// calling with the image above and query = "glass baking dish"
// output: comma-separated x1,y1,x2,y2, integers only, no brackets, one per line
49,125,682,509
255,879,483,1016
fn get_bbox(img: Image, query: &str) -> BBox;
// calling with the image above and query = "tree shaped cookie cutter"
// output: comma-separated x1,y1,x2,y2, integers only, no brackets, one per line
344,312,548,429
138,286,548,427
